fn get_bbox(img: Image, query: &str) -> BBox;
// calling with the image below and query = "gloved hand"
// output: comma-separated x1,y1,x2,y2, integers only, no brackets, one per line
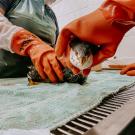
11,29,64,83
120,63,135,76
55,0,135,76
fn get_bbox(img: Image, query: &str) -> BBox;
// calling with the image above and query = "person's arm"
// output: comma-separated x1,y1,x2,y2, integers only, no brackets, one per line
0,11,22,51
0,2,63,82
0,0,22,51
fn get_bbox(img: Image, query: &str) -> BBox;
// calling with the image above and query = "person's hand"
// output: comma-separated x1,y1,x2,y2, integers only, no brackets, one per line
55,0,134,76
120,63,135,76
11,29,64,83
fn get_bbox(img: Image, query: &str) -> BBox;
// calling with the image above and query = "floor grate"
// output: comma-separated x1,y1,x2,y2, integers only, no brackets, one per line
51,84,135,135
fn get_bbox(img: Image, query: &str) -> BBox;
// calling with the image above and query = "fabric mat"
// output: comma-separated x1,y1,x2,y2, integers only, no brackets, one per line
0,70,135,130
0,129,49,135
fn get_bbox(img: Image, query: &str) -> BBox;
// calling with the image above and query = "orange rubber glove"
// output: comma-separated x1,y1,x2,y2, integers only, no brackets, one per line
11,29,64,83
120,63,135,76
55,0,135,76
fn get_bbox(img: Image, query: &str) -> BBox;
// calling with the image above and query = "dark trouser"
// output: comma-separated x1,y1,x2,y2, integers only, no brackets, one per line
0,49,32,78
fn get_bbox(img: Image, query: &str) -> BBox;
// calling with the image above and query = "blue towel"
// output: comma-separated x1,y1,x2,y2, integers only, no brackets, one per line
0,70,134,130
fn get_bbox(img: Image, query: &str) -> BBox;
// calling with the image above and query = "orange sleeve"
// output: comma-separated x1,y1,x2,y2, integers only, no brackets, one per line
109,0,135,12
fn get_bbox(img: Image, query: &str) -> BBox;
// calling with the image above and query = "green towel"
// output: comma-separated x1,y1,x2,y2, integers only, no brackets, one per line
0,70,134,130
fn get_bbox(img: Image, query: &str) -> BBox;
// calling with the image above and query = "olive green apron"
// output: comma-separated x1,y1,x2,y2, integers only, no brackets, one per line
0,0,58,78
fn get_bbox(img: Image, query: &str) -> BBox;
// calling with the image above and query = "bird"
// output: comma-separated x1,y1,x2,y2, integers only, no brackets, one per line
69,39,93,71
27,38,100,85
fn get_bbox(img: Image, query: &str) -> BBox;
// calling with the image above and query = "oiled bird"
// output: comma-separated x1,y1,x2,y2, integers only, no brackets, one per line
27,39,100,85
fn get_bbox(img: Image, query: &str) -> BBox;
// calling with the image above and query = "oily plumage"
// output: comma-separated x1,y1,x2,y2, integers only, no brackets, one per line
27,39,100,85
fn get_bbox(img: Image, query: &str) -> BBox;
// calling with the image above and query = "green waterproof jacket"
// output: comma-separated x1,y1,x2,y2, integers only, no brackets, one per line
0,0,59,78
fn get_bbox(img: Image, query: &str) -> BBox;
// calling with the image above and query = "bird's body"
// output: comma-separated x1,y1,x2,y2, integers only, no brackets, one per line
70,39,93,70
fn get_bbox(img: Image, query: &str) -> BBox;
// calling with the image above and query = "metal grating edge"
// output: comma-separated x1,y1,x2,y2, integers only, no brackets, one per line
51,83,135,135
